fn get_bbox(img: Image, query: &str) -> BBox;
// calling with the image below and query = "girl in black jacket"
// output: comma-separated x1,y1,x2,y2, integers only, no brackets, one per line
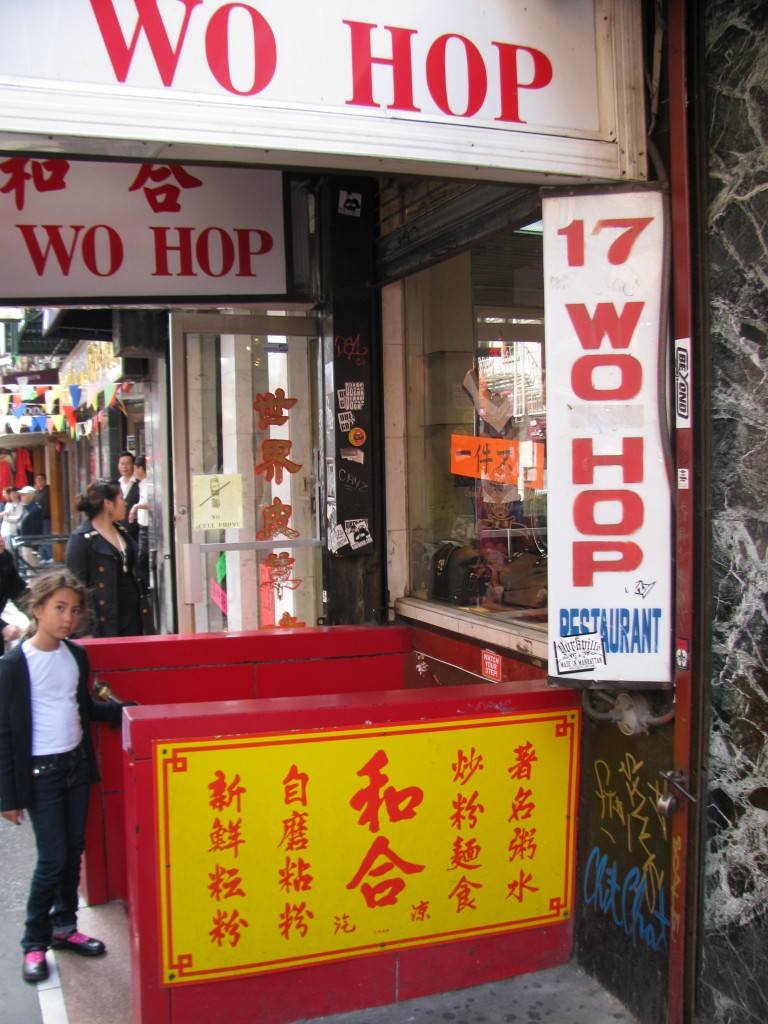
0,571,121,983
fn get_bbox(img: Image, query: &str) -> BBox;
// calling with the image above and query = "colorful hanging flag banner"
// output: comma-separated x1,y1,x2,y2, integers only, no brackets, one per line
69,385,82,408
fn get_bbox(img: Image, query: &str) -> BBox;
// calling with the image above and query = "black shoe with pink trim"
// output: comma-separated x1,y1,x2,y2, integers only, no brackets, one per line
51,931,106,957
23,949,48,983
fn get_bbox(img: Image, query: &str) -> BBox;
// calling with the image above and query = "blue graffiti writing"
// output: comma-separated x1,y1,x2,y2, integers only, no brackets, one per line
583,847,669,952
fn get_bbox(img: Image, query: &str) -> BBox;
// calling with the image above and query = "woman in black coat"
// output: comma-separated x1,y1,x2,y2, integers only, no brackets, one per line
0,534,28,650
65,480,154,638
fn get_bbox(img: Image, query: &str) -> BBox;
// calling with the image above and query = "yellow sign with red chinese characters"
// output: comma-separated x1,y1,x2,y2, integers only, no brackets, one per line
155,711,579,985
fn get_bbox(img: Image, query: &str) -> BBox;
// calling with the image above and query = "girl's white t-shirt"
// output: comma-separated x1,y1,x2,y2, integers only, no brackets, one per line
24,640,83,756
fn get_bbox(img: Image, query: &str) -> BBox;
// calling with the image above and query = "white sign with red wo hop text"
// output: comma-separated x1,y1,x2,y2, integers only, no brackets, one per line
0,160,285,302
0,1,645,183
543,191,672,685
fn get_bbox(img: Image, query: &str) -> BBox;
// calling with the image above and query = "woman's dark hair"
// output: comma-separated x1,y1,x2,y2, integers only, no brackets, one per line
76,479,122,519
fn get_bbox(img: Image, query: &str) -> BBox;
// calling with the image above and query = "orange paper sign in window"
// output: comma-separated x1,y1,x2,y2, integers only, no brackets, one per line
451,434,544,490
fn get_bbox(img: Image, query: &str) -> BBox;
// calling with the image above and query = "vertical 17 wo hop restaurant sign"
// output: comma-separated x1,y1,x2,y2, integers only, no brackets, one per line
543,191,673,686
0,159,286,302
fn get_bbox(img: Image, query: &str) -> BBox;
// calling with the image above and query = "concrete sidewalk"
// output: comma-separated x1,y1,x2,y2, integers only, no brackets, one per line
2,809,640,1024
1,812,131,1024
1,814,54,1024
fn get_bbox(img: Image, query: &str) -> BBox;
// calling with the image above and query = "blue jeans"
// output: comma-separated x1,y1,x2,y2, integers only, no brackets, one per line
22,750,91,951
39,519,52,562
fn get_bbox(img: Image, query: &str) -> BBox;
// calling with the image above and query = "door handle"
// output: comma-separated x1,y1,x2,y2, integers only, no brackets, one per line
657,769,697,818
180,542,202,604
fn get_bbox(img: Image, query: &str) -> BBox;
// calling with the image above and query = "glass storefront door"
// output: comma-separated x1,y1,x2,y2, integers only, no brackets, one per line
169,312,323,635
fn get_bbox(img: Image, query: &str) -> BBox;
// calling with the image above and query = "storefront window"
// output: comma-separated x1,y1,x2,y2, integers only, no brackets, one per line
405,223,547,630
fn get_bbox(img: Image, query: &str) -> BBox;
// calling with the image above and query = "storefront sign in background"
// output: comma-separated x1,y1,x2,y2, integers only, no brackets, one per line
0,161,285,301
543,190,672,685
0,1,645,183
155,712,579,984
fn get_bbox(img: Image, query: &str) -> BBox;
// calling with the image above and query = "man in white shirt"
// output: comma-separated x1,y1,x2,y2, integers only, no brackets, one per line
115,451,139,542
128,455,151,587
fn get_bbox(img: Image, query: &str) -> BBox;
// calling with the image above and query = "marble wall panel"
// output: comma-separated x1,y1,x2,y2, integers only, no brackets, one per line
700,3,768,1022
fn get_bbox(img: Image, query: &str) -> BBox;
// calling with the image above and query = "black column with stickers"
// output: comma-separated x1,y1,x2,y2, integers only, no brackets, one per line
319,175,386,625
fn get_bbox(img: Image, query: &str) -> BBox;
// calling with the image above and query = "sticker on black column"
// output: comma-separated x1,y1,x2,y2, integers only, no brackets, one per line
339,190,362,216
344,519,372,550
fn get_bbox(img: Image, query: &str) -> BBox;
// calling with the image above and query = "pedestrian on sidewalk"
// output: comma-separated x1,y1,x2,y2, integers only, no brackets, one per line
128,455,151,588
17,486,44,570
0,486,23,539
114,451,140,543
0,533,28,651
66,480,154,637
0,570,123,984
34,473,53,563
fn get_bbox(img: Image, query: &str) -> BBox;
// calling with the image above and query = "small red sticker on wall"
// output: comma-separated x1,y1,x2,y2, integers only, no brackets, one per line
348,427,366,447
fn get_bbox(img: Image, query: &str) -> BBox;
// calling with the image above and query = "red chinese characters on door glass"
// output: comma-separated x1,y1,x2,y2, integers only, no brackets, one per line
253,387,304,603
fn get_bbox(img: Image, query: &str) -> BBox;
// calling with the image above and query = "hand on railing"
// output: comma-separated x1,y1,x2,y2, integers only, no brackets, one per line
93,679,139,706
